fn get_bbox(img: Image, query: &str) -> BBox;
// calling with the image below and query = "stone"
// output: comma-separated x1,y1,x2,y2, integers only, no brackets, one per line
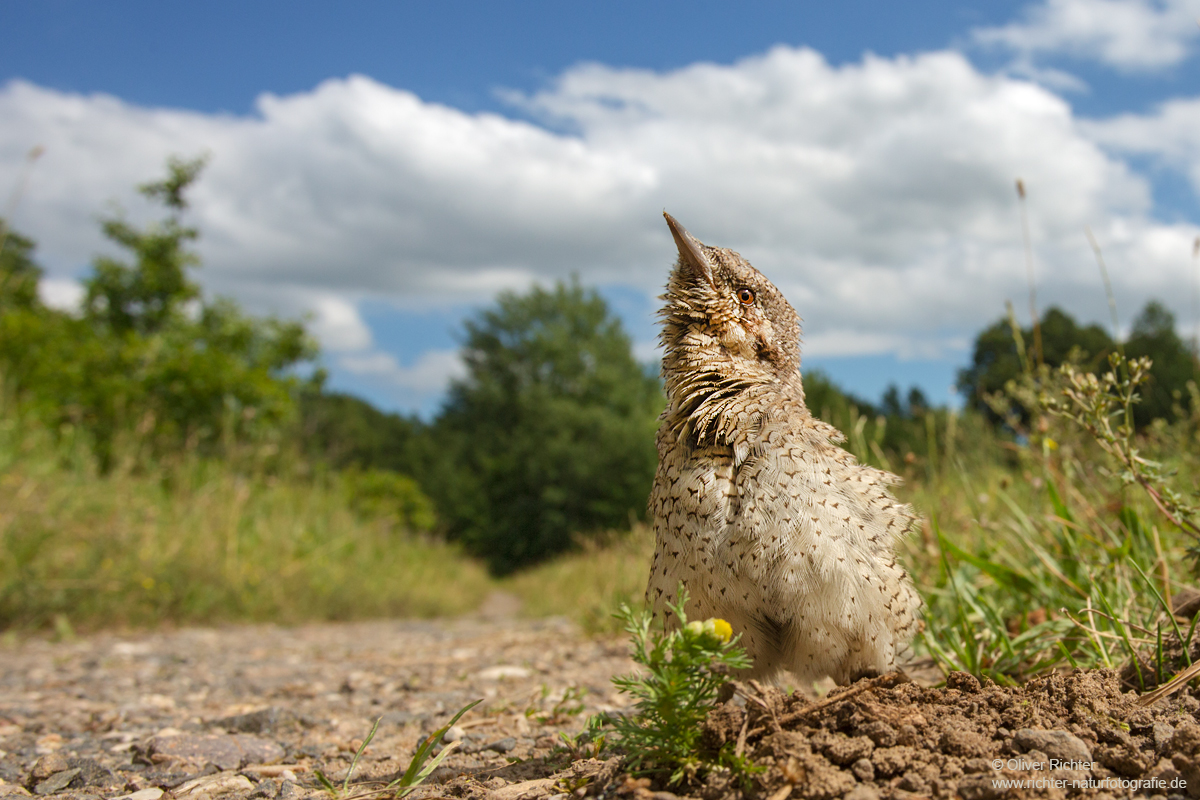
144,734,284,771
33,769,79,796
28,755,70,782
489,779,555,800
111,790,163,800
843,787,880,800
173,773,255,798
476,666,532,681
850,758,874,782
1013,729,1093,766
485,737,518,754
209,708,291,735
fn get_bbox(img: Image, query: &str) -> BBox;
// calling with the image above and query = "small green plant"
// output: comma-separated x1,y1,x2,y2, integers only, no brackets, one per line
608,588,752,785
549,713,609,764
1041,353,1200,550
314,698,481,800
525,684,588,725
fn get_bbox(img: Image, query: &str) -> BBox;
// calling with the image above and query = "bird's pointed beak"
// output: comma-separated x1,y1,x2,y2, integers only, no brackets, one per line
664,212,715,290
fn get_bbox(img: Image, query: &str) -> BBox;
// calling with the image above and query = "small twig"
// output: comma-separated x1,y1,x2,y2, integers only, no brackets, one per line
745,679,782,731
734,710,750,758
766,785,794,800
777,672,907,726
1137,660,1200,707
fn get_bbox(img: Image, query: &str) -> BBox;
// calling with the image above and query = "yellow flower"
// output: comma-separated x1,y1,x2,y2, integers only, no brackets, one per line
708,618,733,642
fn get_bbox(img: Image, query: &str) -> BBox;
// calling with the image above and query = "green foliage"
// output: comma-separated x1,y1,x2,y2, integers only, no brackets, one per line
0,224,42,311
0,406,492,630
803,368,968,478
609,590,754,785
957,306,1115,424
429,279,663,573
84,156,205,336
1126,301,1200,427
924,343,1200,686
958,302,1199,429
342,468,436,532
299,390,424,473
0,157,316,470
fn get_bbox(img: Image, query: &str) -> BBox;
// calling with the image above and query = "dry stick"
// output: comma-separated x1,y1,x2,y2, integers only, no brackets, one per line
1079,607,1156,638
777,672,908,727
1137,659,1200,707
1016,179,1043,366
1085,226,1121,342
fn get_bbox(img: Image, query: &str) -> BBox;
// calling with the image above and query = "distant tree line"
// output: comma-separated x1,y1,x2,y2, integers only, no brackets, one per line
958,303,1199,428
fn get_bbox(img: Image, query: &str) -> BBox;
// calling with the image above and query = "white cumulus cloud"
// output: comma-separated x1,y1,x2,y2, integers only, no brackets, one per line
307,294,373,353
973,0,1200,71
1,42,1198,411
36,276,84,312
1083,96,1200,190
339,348,465,393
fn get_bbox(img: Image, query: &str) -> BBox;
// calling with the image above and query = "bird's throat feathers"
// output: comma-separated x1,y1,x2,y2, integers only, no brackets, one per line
657,214,805,452
659,265,806,452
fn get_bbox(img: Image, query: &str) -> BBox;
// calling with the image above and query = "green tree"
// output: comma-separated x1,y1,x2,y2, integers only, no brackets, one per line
1125,301,1200,426
0,224,42,312
298,390,424,473
84,156,204,335
958,302,1199,429
0,158,316,468
429,279,663,573
957,307,1115,424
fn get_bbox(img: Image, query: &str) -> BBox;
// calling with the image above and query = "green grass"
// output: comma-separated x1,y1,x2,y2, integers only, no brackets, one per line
503,527,655,633
0,408,493,631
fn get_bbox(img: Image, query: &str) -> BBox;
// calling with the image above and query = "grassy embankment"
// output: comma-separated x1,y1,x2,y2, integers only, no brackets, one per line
0,395,654,634
3,366,1200,687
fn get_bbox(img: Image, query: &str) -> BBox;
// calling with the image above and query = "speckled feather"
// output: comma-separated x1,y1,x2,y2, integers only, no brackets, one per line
646,213,921,686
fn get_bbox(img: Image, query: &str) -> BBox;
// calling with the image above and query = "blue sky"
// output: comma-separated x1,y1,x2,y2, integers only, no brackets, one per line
3,0,1199,416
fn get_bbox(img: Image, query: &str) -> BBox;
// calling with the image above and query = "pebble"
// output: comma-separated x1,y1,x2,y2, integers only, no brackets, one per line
476,665,533,681
29,756,69,782
144,733,285,771
850,757,874,782
112,790,163,800
1013,729,1093,765
33,768,79,796
173,773,255,798
485,737,518,753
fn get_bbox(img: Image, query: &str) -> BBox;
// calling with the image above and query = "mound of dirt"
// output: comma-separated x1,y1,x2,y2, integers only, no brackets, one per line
563,670,1200,799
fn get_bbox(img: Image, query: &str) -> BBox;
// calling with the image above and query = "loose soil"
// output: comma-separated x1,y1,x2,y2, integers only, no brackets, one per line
2,603,1199,800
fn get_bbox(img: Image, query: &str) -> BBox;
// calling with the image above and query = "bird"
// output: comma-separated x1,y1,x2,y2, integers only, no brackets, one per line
646,212,921,686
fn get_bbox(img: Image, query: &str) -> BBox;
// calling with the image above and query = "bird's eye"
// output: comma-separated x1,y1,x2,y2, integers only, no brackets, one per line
737,288,755,305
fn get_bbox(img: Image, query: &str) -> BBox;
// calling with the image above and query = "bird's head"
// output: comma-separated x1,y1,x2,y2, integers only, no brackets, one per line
659,213,801,399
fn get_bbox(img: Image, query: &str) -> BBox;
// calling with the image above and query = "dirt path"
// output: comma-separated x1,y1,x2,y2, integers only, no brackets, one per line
5,612,1200,800
0,613,634,800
